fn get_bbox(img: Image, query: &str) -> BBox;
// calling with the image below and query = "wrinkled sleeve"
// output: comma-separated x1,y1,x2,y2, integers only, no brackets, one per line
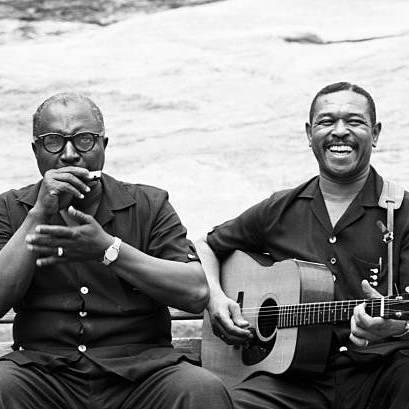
148,194,199,263
207,197,270,261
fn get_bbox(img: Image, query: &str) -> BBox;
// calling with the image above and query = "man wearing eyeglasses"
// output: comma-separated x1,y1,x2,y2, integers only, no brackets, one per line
0,93,232,409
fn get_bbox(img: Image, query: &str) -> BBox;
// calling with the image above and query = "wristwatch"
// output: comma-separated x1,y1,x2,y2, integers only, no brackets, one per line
102,237,122,266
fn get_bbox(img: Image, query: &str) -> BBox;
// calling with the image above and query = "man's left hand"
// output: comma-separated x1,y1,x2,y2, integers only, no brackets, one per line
350,280,408,347
25,206,113,267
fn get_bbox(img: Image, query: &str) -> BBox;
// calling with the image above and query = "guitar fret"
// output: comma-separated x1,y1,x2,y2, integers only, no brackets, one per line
276,296,399,329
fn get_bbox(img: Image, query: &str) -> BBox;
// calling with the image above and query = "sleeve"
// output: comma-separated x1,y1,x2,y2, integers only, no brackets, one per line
0,194,14,251
147,195,200,263
207,197,271,261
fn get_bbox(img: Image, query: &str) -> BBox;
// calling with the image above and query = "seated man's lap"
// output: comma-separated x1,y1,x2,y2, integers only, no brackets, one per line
337,350,409,409
0,360,80,409
121,361,233,409
230,351,409,409
0,360,233,409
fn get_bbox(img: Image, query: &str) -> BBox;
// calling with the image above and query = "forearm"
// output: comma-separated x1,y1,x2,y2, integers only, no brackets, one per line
110,242,209,313
195,237,224,297
0,209,47,315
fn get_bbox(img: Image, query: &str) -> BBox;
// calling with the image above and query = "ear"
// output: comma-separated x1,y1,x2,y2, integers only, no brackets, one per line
103,137,109,149
305,122,312,147
371,122,382,147
31,142,38,157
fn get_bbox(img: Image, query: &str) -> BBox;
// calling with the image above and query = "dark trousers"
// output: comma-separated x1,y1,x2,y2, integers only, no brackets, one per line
230,350,409,409
0,359,233,409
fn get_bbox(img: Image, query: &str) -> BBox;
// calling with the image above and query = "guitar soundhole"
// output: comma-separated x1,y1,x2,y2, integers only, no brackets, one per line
241,297,277,366
257,298,278,340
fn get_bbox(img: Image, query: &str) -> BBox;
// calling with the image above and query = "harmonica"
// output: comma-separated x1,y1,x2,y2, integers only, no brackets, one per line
89,170,102,180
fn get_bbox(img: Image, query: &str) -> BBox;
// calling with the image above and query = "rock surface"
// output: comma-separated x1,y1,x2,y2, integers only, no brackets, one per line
1,0,409,239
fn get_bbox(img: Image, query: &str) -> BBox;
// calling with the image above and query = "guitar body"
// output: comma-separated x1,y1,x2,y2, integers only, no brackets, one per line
201,251,334,387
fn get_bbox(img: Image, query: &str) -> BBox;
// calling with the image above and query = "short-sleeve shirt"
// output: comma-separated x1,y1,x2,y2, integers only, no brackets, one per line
0,173,200,381
207,167,409,356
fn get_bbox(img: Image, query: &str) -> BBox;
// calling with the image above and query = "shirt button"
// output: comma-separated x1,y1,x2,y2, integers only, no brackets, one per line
80,287,89,295
79,311,87,318
329,236,337,244
78,345,87,352
339,346,348,352
330,257,337,265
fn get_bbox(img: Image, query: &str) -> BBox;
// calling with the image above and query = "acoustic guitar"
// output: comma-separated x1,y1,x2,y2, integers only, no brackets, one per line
201,250,409,387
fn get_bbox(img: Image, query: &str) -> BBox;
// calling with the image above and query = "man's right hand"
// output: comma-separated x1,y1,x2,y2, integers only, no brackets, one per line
207,292,253,345
33,167,93,217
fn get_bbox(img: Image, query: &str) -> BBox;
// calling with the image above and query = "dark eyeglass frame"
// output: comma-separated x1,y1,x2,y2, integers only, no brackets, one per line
34,131,103,154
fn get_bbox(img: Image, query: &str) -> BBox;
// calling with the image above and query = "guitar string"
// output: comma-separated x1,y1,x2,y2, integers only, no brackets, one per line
239,299,409,312
238,313,408,319
239,307,409,317
236,300,409,320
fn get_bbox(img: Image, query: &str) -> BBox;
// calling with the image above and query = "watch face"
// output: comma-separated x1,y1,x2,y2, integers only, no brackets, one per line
106,247,118,261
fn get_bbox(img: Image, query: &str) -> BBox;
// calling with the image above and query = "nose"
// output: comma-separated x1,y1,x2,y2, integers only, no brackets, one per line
60,140,80,164
332,119,349,138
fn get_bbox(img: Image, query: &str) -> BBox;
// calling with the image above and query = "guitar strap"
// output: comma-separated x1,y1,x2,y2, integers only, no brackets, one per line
378,179,404,295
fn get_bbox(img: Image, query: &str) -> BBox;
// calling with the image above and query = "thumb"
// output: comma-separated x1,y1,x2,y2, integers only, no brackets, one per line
361,279,382,299
68,205,93,225
229,303,249,328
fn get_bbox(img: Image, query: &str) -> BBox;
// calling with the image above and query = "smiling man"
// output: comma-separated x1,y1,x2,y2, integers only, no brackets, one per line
0,93,232,409
196,82,409,409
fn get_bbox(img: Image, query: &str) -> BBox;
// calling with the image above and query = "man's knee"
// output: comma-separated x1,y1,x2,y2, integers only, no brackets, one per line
172,363,228,395
0,361,29,407
152,363,233,408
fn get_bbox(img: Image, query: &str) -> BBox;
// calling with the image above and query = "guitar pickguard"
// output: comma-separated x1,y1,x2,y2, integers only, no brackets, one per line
242,329,276,365
242,294,278,366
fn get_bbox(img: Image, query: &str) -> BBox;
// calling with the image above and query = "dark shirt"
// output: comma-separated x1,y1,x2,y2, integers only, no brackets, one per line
207,167,409,357
0,173,199,381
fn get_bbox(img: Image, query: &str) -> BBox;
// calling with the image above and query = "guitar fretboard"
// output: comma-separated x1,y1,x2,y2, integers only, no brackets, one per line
276,298,395,328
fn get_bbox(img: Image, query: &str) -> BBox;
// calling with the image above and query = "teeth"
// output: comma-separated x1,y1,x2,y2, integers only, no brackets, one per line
328,145,352,153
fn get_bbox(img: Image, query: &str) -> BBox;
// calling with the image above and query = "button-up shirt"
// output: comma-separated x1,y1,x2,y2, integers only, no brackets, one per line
0,173,199,381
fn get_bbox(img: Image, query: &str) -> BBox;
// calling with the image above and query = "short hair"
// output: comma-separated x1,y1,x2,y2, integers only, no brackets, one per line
33,93,104,137
309,82,377,125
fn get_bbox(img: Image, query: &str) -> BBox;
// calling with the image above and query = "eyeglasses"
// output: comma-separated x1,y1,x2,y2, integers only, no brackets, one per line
35,132,102,154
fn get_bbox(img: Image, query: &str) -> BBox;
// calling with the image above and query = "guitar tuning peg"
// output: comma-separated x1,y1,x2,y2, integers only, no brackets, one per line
370,281,378,287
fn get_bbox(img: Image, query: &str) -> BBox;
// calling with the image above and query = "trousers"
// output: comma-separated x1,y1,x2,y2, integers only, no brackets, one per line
230,349,409,409
0,359,233,409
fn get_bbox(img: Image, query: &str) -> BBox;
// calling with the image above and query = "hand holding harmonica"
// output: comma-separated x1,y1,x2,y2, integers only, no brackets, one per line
33,167,102,218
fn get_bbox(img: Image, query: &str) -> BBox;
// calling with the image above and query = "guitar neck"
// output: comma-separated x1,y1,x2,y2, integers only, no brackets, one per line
277,297,404,328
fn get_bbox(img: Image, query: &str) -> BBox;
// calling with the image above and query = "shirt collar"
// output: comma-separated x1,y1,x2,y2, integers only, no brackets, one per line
98,173,137,211
297,166,382,207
